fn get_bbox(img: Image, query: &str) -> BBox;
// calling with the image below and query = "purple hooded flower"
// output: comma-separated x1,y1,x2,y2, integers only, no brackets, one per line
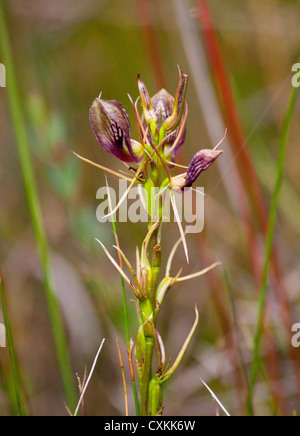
89,98,144,163
153,89,187,160
140,88,186,161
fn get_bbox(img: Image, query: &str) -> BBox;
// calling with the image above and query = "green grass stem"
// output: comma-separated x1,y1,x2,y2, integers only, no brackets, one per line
246,82,299,415
0,270,24,415
0,1,77,410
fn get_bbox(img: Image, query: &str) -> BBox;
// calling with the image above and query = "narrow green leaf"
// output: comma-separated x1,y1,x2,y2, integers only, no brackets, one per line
0,2,77,410
247,82,299,415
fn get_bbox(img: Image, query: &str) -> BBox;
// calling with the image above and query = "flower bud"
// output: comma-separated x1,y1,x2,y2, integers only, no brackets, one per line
89,97,144,163
137,74,157,126
185,149,223,187
169,149,223,192
151,89,186,159
163,66,188,134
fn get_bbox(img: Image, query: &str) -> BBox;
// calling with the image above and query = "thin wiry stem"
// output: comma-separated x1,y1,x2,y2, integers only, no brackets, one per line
165,160,188,169
116,337,129,417
96,239,140,298
200,378,231,416
213,128,228,150
102,159,146,219
113,245,144,296
73,152,135,183
175,261,222,282
74,339,105,417
75,367,88,416
170,191,189,264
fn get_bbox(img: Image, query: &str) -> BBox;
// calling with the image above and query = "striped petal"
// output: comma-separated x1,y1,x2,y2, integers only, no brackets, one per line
185,149,223,187
89,98,143,163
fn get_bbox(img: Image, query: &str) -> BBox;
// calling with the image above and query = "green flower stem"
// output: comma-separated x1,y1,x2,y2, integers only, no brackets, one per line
139,336,155,416
138,237,161,416
138,276,156,416
138,261,161,415
136,145,165,415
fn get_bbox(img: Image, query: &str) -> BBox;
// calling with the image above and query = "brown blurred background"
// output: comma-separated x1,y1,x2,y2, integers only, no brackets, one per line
0,0,300,416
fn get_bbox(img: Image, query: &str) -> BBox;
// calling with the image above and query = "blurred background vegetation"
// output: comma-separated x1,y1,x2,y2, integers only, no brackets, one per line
0,0,300,416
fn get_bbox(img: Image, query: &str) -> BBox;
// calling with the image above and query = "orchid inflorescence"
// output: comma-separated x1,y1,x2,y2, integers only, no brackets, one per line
76,66,224,416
